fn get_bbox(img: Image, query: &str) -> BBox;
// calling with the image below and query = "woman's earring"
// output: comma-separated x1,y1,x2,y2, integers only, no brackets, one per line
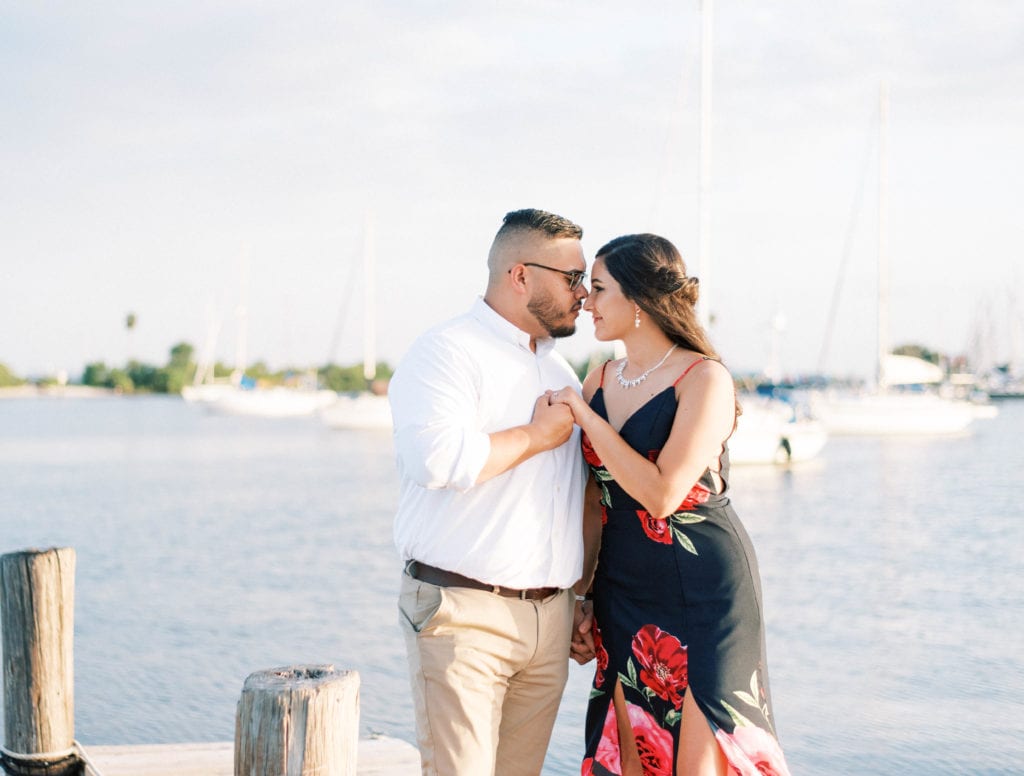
634,306,641,329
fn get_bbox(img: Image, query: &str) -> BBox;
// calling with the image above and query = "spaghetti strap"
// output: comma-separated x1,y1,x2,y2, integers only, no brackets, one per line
599,360,611,388
673,355,714,386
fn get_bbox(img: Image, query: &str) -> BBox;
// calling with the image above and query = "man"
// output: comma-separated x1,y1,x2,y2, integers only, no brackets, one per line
388,208,590,775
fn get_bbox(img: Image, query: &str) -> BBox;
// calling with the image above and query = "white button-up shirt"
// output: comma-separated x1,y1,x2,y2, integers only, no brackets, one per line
389,298,586,589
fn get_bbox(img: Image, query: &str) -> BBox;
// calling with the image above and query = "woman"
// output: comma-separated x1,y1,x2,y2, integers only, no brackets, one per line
552,234,790,775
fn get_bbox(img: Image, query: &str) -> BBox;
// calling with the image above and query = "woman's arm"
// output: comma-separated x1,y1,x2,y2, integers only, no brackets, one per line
570,471,604,665
574,475,604,597
554,360,735,519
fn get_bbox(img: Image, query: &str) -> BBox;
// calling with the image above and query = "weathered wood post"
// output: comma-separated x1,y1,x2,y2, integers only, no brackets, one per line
0,548,80,776
234,664,359,776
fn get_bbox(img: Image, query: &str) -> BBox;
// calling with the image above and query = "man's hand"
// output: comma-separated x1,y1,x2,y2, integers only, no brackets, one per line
529,393,573,451
475,393,574,484
570,599,596,664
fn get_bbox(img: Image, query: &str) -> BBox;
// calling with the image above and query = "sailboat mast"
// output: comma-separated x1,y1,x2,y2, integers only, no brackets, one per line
697,0,713,330
233,246,250,385
877,82,890,389
363,214,377,384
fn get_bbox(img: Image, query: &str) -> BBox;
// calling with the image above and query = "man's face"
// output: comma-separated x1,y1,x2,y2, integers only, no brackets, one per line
525,239,588,339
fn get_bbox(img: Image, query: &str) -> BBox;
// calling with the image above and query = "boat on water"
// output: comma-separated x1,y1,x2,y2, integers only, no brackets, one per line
812,85,977,437
321,391,392,430
179,249,343,419
729,395,827,465
184,362,339,419
988,386,1024,400
982,368,1024,400
966,394,1000,420
208,385,339,418
690,11,826,467
811,355,981,436
810,389,974,436
181,381,239,404
320,214,394,431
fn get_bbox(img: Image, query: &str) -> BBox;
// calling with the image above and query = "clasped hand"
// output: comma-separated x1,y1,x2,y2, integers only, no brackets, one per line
530,393,574,448
546,385,587,418
529,386,588,449
571,599,596,664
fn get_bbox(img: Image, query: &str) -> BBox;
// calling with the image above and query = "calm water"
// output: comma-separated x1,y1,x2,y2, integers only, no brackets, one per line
0,396,1022,774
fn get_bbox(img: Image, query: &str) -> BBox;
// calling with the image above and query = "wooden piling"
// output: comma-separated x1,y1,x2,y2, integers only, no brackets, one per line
0,547,79,776
234,664,360,776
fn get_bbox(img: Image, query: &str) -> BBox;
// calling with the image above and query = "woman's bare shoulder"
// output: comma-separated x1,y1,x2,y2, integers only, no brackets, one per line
674,356,734,399
581,360,613,402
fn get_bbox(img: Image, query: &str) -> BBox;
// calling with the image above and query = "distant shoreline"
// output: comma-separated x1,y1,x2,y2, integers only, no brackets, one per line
0,384,116,399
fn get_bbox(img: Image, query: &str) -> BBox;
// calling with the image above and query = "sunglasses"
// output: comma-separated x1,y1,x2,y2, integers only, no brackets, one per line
518,262,588,291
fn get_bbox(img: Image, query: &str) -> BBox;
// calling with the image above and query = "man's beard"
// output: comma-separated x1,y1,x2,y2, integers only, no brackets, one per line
528,289,577,338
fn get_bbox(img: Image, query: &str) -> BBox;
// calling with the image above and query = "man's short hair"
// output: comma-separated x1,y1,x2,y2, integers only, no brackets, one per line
495,209,583,241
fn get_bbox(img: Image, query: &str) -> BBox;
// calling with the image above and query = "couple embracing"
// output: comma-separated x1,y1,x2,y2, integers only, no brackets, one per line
388,209,790,776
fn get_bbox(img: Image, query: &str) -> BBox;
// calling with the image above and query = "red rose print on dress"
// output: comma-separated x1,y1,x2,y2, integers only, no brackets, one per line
678,482,710,511
592,703,621,775
582,432,615,507
637,495,709,553
591,701,674,776
626,703,675,776
635,510,673,544
714,725,792,776
593,621,609,687
582,432,603,467
631,625,689,709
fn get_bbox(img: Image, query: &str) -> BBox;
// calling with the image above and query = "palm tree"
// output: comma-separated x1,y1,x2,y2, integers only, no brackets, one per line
125,311,137,364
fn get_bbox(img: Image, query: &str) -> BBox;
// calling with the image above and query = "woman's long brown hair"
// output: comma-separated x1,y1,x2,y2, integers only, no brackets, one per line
598,233,741,422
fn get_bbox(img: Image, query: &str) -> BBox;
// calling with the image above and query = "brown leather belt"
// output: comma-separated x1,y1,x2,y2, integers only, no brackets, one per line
407,560,560,601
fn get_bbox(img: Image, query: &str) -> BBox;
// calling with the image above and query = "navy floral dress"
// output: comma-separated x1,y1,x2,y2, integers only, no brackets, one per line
581,360,790,776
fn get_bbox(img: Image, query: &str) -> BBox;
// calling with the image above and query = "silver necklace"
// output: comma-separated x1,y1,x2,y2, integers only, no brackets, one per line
615,344,677,389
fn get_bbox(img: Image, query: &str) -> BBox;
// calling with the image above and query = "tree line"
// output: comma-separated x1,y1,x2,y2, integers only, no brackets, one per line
0,341,957,395
0,343,395,394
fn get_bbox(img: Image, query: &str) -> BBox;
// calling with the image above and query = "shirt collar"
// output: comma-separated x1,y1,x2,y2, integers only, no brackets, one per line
470,297,556,356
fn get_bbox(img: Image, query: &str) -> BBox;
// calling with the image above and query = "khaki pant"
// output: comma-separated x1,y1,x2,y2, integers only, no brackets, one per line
398,571,574,776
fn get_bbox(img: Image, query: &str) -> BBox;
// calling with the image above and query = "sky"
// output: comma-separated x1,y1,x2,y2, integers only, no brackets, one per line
2,1,1022,381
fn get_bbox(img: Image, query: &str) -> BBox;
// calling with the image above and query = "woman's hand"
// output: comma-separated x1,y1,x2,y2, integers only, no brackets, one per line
547,386,590,425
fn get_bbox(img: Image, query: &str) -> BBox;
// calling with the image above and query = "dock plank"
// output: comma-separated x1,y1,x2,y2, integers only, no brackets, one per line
81,736,420,776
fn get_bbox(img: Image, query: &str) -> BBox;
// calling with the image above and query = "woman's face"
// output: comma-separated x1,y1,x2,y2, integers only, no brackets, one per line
583,257,632,341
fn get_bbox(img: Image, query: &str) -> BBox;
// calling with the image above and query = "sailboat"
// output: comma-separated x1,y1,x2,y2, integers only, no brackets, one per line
694,0,826,464
728,395,828,465
321,216,393,431
181,303,240,404
730,314,828,465
185,251,338,418
811,83,975,436
182,253,250,405
209,379,338,418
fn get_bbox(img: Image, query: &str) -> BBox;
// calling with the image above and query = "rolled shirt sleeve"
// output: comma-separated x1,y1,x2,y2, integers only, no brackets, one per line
389,333,490,492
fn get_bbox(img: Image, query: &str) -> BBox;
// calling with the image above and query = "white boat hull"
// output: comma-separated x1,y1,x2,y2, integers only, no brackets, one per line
812,392,974,435
729,398,827,465
208,388,339,418
181,383,239,404
320,393,393,430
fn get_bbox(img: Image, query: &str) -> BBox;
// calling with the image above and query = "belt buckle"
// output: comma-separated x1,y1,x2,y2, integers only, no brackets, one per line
519,588,529,600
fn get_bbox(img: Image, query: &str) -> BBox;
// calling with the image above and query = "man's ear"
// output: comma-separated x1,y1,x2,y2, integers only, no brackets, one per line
506,264,530,294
